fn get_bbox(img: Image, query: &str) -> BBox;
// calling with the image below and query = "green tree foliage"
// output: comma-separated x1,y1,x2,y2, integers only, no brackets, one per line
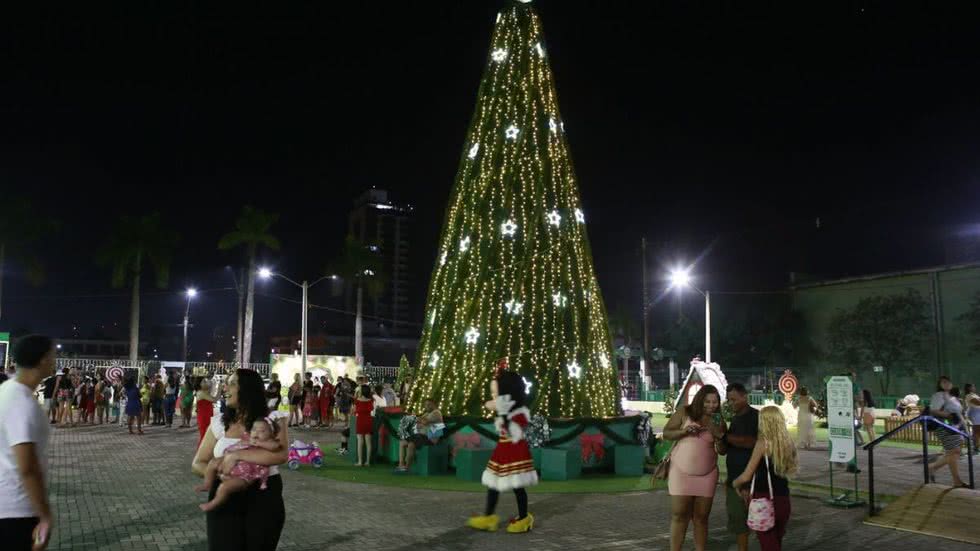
826,290,932,395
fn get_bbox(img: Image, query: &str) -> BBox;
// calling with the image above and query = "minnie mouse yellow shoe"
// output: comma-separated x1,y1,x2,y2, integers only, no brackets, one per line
466,514,499,532
506,513,534,533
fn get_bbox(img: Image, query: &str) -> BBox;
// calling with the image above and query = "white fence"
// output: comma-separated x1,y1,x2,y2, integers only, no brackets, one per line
56,358,271,378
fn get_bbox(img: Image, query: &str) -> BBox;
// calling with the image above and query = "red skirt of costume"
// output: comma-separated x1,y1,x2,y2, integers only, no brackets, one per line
482,408,539,491
197,399,214,444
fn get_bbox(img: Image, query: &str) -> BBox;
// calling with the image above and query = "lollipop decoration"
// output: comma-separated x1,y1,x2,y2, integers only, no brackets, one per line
106,366,124,383
778,370,798,399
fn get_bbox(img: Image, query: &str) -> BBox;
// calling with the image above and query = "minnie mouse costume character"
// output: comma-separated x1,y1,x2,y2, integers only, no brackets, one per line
466,367,538,534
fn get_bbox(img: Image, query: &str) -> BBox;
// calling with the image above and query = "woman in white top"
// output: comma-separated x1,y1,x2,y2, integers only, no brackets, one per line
926,376,967,487
964,383,980,454
192,369,289,550
795,387,817,450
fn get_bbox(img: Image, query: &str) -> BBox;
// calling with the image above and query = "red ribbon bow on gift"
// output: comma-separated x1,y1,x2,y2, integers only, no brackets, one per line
452,433,482,457
379,425,389,449
579,433,605,463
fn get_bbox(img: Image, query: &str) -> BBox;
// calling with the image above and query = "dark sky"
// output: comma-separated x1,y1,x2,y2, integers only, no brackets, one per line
2,1,979,358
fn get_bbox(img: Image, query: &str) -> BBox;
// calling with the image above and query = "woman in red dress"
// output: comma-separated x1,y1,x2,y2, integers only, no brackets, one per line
467,370,538,534
195,379,215,444
353,385,375,467
319,376,335,428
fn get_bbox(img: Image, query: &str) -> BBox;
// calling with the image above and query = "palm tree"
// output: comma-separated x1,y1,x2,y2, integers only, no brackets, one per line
97,213,179,366
330,236,385,364
0,197,56,322
218,206,280,367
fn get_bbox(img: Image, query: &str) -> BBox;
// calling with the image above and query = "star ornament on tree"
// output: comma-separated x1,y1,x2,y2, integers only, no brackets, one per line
439,251,448,266
505,125,520,140
523,377,533,394
575,208,585,223
491,48,508,62
464,327,481,345
468,143,480,159
546,209,561,226
459,236,471,252
535,42,545,58
501,219,518,237
504,300,524,315
429,352,440,368
567,360,582,379
549,117,558,133
552,291,567,307
599,353,610,369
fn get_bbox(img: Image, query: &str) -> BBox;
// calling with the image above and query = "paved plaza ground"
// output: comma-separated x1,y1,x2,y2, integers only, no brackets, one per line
45,421,979,550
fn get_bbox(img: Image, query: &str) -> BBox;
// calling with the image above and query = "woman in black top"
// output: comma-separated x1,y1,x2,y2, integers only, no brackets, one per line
733,406,798,551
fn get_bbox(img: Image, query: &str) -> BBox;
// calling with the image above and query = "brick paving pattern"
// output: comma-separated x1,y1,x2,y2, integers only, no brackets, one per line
44,422,978,550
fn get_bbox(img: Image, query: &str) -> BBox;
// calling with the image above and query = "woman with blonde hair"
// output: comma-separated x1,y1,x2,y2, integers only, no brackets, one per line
733,406,798,551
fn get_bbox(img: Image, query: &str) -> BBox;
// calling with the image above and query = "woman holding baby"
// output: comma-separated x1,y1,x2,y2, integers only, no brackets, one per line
192,368,289,550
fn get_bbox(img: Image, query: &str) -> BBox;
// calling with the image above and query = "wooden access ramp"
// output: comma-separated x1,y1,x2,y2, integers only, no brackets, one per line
864,484,980,544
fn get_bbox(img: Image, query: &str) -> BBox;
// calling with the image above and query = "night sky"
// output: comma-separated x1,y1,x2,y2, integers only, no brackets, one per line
2,1,979,359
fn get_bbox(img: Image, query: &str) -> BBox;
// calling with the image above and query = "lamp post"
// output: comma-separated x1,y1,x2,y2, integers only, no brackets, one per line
183,288,197,362
669,269,711,363
258,268,332,378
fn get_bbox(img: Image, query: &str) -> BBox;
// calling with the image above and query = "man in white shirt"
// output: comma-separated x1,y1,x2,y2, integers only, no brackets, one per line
0,335,56,550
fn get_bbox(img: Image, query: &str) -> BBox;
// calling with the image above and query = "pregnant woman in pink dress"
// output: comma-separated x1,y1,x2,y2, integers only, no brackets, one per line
662,385,727,551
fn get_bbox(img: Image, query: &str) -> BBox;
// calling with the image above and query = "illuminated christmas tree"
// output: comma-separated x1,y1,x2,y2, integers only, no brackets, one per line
409,0,618,418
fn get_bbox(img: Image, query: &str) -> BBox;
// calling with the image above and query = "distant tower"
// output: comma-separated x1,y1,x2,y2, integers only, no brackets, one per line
348,188,413,335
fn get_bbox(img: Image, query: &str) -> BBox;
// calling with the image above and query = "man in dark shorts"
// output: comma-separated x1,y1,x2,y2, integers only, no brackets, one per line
723,383,758,551
395,399,443,472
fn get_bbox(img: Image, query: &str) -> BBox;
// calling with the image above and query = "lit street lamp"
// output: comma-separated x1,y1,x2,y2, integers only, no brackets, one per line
183,288,197,362
258,268,332,378
669,268,711,363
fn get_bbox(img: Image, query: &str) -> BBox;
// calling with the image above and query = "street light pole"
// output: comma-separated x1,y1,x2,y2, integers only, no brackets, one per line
704,290,711,363
301,280,308,378
259,269,330,380
183,288,197,362
669,269,711,364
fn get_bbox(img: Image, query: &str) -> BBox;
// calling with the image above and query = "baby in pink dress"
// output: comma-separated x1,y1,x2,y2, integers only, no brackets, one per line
196,418,281,512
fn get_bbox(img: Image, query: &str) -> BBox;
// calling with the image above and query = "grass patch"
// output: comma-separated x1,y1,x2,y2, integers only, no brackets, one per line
297,451,662,494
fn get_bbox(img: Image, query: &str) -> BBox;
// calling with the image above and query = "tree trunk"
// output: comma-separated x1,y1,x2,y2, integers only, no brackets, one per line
355,284,363,365
242,247,256,369
0,242,5,323
236,266,245,365
129,250,142,367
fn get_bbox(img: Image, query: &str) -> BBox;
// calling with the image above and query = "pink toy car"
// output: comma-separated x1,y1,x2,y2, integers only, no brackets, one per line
287,442,324,470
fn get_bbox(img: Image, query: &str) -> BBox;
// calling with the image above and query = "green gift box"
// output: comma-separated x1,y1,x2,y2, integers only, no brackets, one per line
540,446,582,481
455,448,493,482
613,444,645,476
411,441,449,475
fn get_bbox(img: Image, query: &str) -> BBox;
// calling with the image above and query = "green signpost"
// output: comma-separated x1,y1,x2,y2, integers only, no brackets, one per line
0,332,9,370
825,375,865,508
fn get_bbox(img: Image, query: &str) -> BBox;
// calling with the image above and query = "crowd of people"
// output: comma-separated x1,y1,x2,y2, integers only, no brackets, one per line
4,335,979,551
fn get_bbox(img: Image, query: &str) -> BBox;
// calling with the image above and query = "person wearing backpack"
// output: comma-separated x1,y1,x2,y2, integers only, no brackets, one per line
732,406,798,551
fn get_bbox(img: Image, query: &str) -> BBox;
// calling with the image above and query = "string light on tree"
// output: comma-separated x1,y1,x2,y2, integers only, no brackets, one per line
407,0,618,418
546,209,561,227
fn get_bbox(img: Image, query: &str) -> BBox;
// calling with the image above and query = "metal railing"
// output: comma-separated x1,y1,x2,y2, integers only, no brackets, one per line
863,415,975,516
